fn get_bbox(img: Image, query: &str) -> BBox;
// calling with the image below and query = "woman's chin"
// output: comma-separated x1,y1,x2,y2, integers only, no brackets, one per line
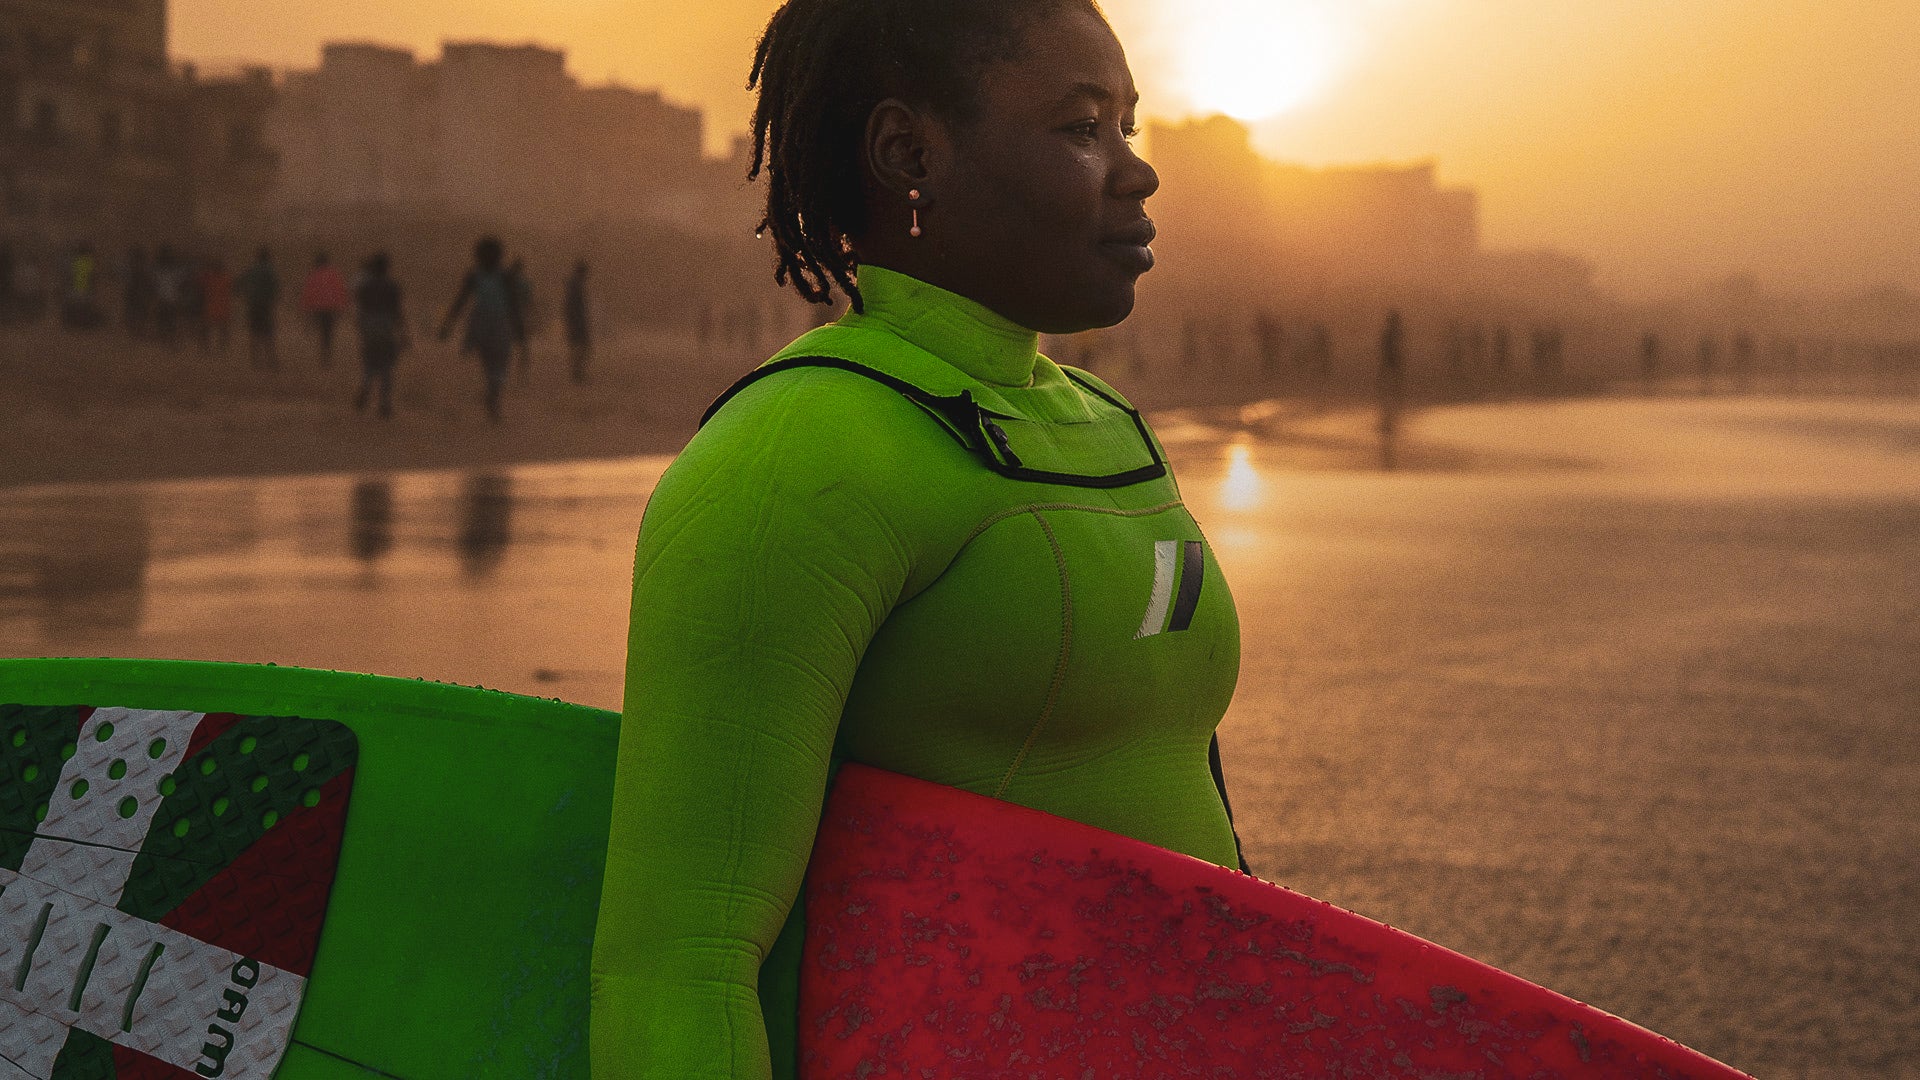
1057,283,1139,335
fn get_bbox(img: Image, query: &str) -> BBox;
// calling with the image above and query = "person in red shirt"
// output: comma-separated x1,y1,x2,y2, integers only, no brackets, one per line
299,251,350,366
199,257,233,355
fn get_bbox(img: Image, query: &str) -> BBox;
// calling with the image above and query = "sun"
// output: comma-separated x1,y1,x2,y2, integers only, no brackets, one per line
1168,1,1348,122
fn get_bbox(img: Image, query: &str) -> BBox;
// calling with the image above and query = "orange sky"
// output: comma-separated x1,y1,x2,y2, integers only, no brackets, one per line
172,0,1920,299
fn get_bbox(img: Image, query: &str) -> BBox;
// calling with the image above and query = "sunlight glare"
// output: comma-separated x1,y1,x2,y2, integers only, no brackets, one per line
1171,1,1347,121
1220,441,1265,512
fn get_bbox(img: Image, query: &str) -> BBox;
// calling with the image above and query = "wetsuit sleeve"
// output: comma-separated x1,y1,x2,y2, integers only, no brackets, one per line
591,373,927,1079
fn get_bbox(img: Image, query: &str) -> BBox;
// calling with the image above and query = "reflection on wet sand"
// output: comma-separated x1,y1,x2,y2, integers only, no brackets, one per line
1218,441,1264,512
350,478,395,563
0,492,152,637
457,474,513,579
1376,399,1403,471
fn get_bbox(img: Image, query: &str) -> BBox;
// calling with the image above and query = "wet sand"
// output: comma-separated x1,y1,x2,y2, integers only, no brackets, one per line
0,322,1462,487
0,342,1915,1076
1209,396,1920,1078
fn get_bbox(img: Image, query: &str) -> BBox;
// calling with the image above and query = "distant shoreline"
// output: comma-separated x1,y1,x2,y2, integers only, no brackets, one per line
5,322,1910,491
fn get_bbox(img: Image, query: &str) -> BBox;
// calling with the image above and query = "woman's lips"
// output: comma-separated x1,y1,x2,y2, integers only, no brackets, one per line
1099,241,1155,273
1100,222,1157,272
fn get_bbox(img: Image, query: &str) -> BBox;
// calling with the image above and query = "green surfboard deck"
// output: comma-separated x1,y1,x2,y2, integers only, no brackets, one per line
0,657,618,1079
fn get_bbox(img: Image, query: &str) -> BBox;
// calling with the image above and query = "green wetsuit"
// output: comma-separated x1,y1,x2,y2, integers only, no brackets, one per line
591,266,1242,1079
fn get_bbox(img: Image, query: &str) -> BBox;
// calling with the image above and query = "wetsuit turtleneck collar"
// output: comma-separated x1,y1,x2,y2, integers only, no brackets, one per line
841,264,1040,389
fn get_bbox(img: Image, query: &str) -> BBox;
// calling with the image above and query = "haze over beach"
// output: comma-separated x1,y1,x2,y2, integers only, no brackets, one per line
4,0,1919,1074
169,0,1920,299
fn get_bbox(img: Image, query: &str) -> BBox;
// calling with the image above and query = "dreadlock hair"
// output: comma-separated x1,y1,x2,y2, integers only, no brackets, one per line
748,0,1106,313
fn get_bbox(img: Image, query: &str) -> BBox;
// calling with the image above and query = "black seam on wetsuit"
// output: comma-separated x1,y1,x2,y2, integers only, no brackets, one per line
1210,735,1251,875
1168,539,1206,633
701,356,1169,489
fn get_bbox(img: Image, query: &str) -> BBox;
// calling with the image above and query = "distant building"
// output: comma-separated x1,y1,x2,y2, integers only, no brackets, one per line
268,41,730,231
0,0,276,247
1147,115,1482,288
1473,248,1597,304
271,43,439,212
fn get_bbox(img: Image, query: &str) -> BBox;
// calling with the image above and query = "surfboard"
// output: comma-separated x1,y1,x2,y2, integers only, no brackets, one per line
0,657,617,1080
4,658,1750,1078
799,763,1752,1079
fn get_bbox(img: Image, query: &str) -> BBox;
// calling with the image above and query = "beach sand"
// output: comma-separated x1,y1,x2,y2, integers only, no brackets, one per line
1,322,1424,489
0,323,735,489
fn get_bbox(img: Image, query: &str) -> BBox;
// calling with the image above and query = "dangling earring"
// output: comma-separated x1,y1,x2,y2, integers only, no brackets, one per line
909,189,923,238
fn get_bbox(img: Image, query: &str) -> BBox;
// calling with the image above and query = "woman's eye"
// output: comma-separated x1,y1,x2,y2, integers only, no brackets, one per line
1067,120,1101,140
1122,125,1140,142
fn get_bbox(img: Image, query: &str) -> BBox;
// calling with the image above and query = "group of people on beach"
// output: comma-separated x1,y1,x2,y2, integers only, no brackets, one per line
339,238,596,421
0,241,288,358
0,237,595,422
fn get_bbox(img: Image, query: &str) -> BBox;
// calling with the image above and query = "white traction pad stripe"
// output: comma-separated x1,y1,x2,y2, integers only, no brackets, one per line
0,1006,64,1079
0,870,305,1079
2,707,311,1079
21,708,197,907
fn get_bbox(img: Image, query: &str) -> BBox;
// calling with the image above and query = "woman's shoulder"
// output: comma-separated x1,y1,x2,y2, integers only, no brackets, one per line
1051,364,1138,412
648,362,985,583
683,359,977,488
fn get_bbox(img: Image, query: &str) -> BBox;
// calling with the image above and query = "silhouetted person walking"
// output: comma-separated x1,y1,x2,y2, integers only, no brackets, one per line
1777,336,1801,392
506,258,535,384
1640,331,1661,390
564,259,592,384
238,247,280,370
1697,335,1717,394
354,252,407,419
60,245,101,329
439,236,523,422
301,252,349,366
1308,321,1332,385
200,257,233,354
151,245,188,348
1380,310,1405,382
1731,331,1755,392
1531,325,1559,383
1378,310,1406,469
122,246,151,337
1255,309,1285,380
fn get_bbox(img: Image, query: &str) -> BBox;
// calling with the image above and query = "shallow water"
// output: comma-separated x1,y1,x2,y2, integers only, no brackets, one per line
2,393,1915,1077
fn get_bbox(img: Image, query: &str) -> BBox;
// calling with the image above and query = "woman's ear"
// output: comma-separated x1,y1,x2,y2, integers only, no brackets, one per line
865,98,937,201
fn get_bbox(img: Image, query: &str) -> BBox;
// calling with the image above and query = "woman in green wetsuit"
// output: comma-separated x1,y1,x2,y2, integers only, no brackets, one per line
591,2,1245,1076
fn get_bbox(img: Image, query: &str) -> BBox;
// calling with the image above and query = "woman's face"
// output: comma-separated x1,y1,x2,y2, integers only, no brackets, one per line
884,8,1160,335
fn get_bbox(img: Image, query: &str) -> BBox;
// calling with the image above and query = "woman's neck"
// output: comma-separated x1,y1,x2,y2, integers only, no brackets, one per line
843,264,1040,388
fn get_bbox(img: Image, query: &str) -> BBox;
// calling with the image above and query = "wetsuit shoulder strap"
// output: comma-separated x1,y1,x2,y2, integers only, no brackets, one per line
700,355,979,448
700,355,1168,490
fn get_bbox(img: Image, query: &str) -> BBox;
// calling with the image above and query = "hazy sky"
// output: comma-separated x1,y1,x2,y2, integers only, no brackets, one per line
173,0,1920,299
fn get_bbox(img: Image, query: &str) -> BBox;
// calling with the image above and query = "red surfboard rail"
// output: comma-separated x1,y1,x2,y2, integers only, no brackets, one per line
801,764,1751,1079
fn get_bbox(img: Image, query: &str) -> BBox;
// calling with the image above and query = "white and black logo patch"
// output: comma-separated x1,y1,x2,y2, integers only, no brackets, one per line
1135,540,1206,639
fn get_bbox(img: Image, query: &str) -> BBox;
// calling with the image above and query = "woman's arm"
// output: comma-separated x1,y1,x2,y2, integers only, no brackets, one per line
591,372,926,1079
